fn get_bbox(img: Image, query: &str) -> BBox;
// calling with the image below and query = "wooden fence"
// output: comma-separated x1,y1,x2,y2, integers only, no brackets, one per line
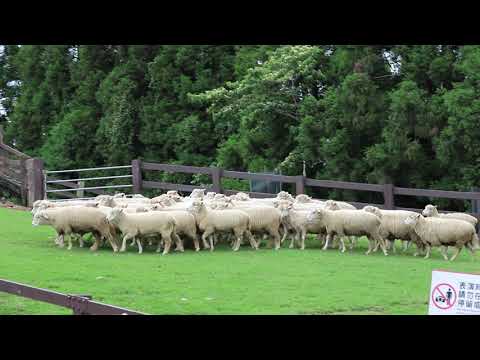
0,278,145,315
134,160,480,223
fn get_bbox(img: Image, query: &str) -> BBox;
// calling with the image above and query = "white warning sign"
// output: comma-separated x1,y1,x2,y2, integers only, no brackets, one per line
429,270,480,315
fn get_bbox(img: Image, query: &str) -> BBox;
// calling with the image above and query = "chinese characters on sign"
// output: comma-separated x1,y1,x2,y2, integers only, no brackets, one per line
429,270,480,315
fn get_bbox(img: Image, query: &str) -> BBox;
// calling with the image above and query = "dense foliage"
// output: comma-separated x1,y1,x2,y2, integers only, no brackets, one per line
1,45,478,209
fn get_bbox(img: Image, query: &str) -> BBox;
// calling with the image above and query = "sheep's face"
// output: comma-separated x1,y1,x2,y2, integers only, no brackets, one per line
363,206,381,218
295,194,311,203
306,209,323,223
422,205,436,217
113,193,125,198
277,191,294,201
32,211,50,226
190,189,206,199
325,200,340,211
106,208,123,223
275,201,293,219
187,200,204,214
214,194,226,200
205,192,216,200
404,213,421,226
235,192,250,201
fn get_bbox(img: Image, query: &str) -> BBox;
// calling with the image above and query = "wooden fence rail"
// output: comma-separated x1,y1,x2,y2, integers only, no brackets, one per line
0,279,146,315
135,160,480,223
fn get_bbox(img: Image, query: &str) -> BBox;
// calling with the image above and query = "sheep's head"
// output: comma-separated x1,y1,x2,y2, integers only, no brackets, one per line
190,189,206,199
363,206,382,219
187,199,204,214
31,200,50,214
324,200,341,211
166,191,182,202
113,193,126,198
214,193,226,200
106,207,124,223
422,204,437,217
205,192,216,200
277,191,294,201
274,200,293,219
234,192,250,201
306,208,324,223
96,196,115,207
32,210,51,226
295,194,311,203
404,213,422,226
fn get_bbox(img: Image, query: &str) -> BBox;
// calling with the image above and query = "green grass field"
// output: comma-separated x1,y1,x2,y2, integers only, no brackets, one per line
0,207,478,315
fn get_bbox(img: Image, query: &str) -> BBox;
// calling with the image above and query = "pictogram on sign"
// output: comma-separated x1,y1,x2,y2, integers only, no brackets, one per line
431,283,457,310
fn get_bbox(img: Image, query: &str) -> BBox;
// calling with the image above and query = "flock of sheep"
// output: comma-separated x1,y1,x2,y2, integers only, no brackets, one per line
30,189,480,261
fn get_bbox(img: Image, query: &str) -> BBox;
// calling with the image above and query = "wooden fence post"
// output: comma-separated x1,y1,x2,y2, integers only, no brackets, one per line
295,175,305,195
383,183,394,210
77,181,85,198
25,158,44,207
131,159,142,194
211,167,223,194
472,187,479,235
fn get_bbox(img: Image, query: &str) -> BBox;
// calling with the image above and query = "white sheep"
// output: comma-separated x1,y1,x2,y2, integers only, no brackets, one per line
32,206,117,252
166,190,183,202
189,189,206,199
362,206,424,255
106,207,177,255
404,213,480,261
307,208,388,255
149,205,200,252
227,205,283,250
274,200,326,250
422,204,478,227
186,200,257,252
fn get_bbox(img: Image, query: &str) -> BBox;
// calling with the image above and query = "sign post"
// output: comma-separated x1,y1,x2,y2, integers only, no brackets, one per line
429,270,480,315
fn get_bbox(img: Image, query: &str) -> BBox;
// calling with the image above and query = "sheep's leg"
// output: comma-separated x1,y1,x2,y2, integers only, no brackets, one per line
162,233,173,256
173,233,184,252
300,230,307,250
373,239,380,252
90,234,100,252
106,232,119,253
339,237,346,253
322,233,332,251
449,246,462,262
129,238,136,247
373,232,388,256
202,229,214,252
202,235,210,249
156,237,163,253
191,233,200,252
246,230,259,250
349,236,356,251
280,223,288,244
402,240,409,252
389,240,396,254
67,234,73,250
136,238,143,254
78,235,84,248
423,244,431,259
58,234,65,248
289,231,297,249
465,242,476,259
440,246,449,261
120,234,134,252
232,229,244,252
365,238,374,255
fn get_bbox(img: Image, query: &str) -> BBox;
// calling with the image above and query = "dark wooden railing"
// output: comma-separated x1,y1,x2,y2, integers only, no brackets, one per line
133,160,480,223
0,279,146,315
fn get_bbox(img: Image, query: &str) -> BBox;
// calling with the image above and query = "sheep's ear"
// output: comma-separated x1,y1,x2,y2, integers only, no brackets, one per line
42,213,49,220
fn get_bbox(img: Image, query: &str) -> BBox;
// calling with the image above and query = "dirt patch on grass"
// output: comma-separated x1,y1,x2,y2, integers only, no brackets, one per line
0,200,30,212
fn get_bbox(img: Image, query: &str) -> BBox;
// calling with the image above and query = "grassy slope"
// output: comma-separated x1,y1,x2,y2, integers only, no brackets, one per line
0,207,478,315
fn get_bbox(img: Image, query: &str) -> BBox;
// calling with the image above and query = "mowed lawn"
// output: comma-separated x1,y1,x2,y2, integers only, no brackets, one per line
0,207,478,315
